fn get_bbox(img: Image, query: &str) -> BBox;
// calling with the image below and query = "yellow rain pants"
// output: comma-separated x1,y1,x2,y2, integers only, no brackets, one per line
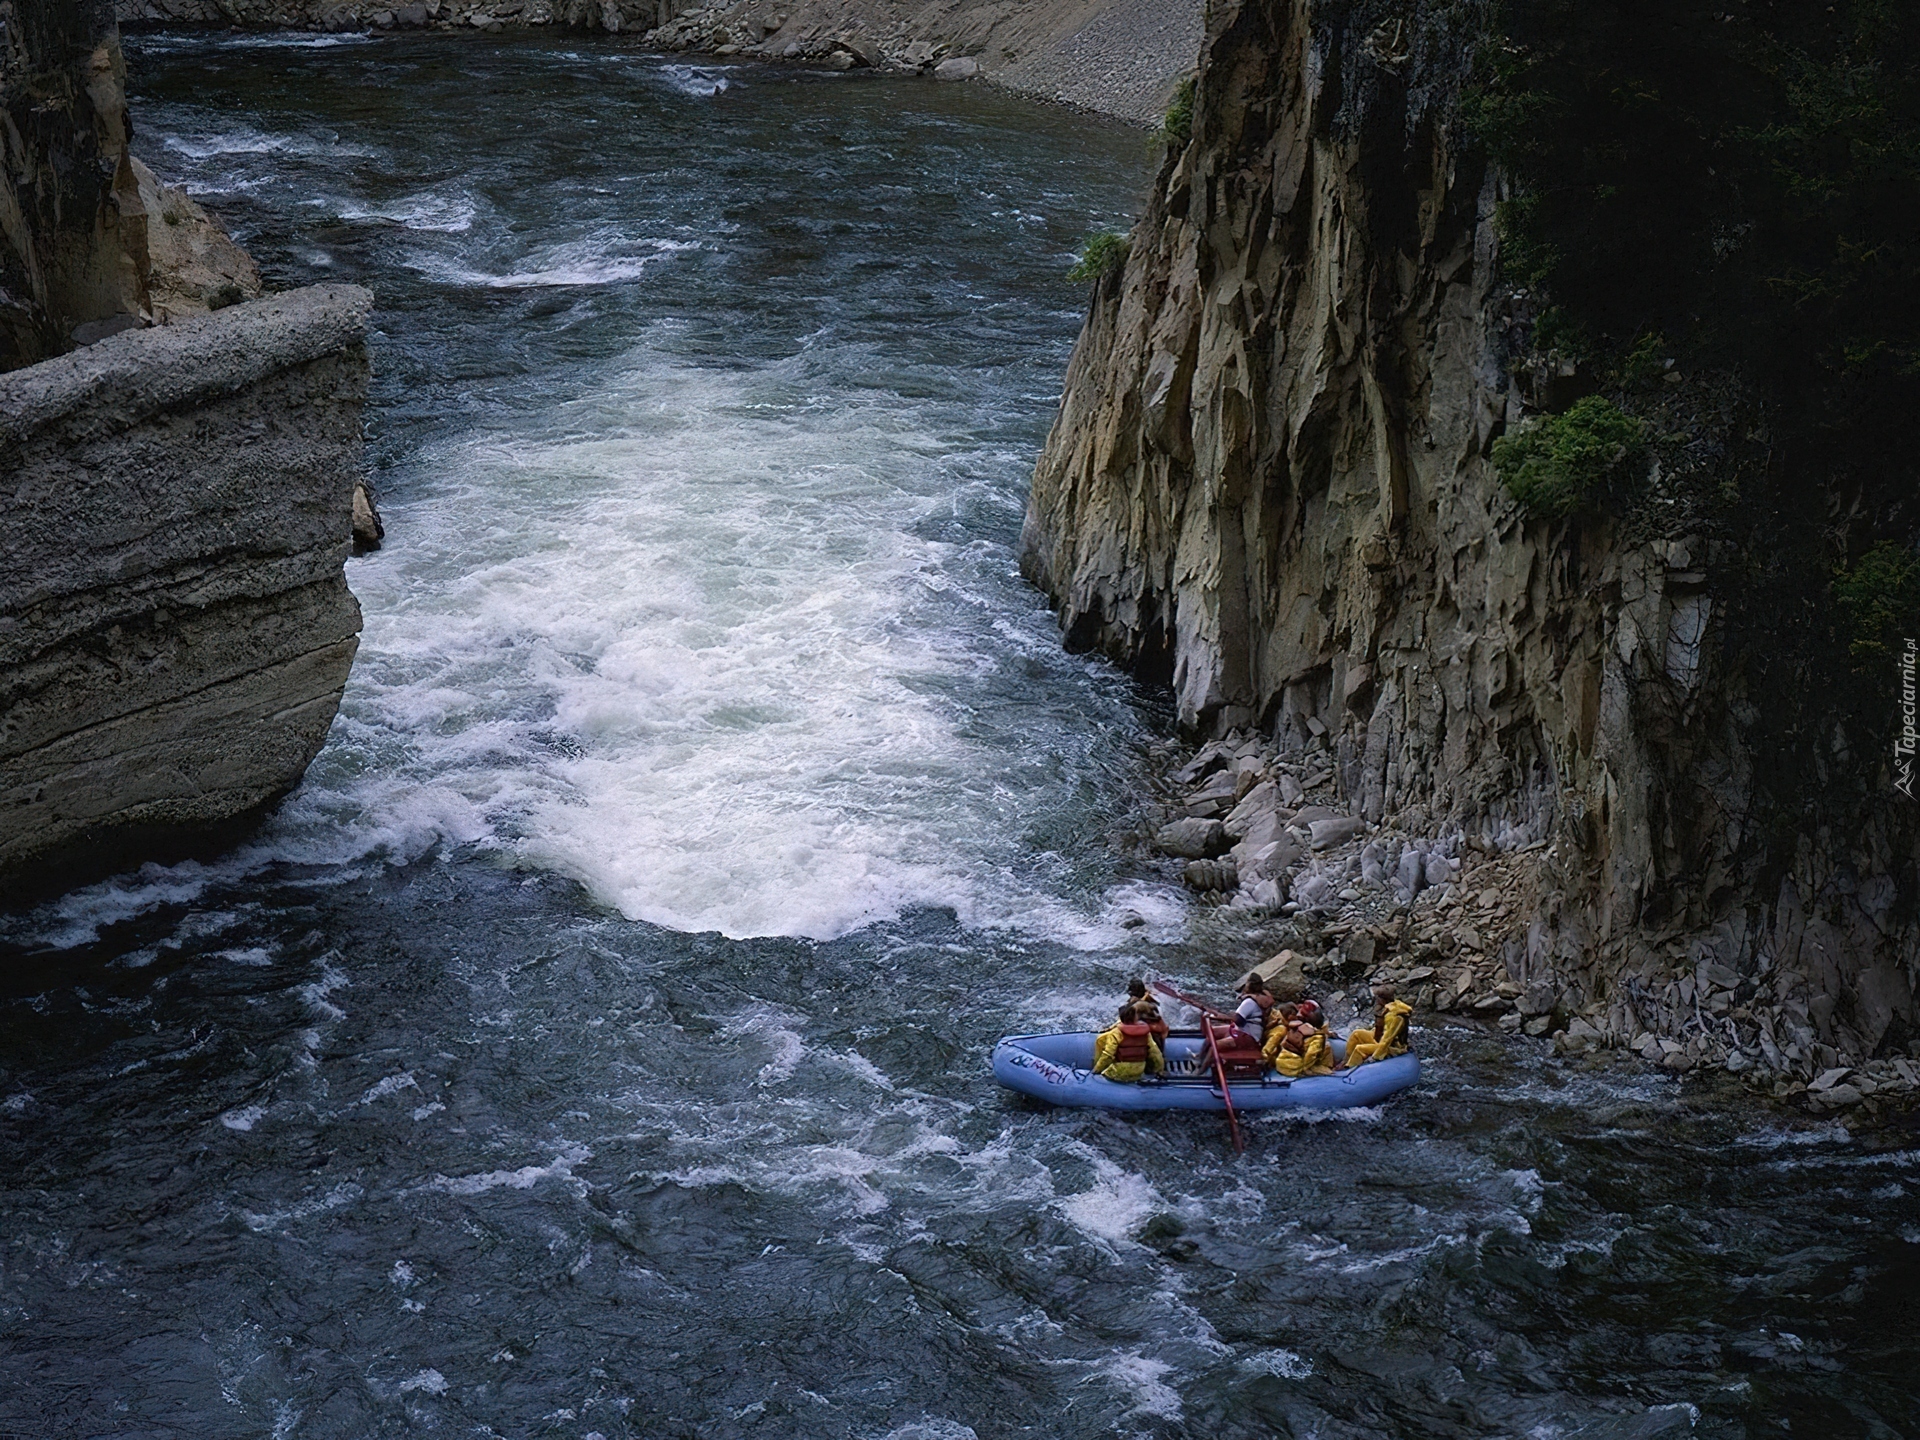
1343,1000,1413,1067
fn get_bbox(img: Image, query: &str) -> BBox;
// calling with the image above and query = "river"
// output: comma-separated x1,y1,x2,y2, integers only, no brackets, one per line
0,31,1915,1440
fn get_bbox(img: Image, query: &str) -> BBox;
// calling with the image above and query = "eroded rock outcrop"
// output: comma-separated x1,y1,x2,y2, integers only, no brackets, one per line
0,284,373,886
1025,0,1918,1076
1,0,261,371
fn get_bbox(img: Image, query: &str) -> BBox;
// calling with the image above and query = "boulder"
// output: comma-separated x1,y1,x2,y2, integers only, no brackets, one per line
1183,858,1237,891
1235,835,1302,883
1172,741,1229,786
934,56,979,79
1223,779,1282,838
1517,981,1556,1018
1294,872,1337,910
1255,949,1308,1000
1395,847,1426,896
1156,817,1229,859
1310,816,1365,850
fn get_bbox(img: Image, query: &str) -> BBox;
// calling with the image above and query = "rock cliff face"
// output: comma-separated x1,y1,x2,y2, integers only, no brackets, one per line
0,284,373,888
1,0,261,371
1024,0,1918,1073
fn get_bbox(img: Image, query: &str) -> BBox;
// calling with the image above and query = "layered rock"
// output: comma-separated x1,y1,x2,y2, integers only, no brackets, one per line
0,285,372,885
1025,0,1918,1074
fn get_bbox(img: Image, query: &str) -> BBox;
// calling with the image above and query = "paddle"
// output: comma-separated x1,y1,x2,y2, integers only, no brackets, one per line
1149,978,1233,1021
1200,1016,1246,1154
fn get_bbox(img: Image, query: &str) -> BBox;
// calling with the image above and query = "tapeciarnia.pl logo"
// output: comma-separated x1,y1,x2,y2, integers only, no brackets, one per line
1898,636,1917,799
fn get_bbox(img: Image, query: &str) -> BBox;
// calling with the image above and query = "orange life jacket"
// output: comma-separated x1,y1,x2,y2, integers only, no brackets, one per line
1113,1022,1153,1065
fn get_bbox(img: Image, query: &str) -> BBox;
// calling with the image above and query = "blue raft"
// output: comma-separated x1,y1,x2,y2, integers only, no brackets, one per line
991,1030,1420,1112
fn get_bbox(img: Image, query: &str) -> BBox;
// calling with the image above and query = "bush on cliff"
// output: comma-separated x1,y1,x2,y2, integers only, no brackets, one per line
1158,75,1197,146
1492,397,1646,519
1834,542,1920,661
1068,230,1130,283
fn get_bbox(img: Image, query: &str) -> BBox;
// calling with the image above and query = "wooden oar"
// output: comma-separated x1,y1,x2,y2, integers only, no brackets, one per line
1200,1018,1246,1154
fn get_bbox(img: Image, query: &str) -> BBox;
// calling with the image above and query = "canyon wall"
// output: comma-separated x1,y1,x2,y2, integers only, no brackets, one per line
1024,0,1918,1075
1,0,262,371
0,284,373,887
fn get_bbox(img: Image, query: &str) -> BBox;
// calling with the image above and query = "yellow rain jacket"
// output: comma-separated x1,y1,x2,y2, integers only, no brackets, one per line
1093,1022,1165,1082
1264,1022,1334,1077
1342,1000,1413,1067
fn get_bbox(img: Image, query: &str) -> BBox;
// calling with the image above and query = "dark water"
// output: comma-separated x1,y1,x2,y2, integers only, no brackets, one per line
2,32,1917,1440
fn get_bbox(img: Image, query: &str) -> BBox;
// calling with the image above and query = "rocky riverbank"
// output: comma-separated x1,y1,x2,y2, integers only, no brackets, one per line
113,0,1202,125
1140,730,1920,1119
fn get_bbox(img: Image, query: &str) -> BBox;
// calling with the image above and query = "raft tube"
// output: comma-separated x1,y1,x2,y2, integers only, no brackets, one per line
991,1031,1420,1111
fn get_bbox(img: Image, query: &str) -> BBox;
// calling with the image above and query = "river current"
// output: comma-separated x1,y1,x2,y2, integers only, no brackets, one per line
1,31,1916,1440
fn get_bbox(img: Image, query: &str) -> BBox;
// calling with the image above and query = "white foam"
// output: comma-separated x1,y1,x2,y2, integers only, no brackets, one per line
427,1142,590,1196
1087,1350,1183,1421
658,63,732,97
872,1422,978,1440
359,1072,419,1105
330,190,477,232
0,862,215,949
1056,1153,1163,1245
221,1104,266,1132
718,1007,809,1087
247,336,1150,942
239,1181,364,1232
162,125,378,160
1239,1348,1313,1380
398,1368,448,1395
415,234,699,289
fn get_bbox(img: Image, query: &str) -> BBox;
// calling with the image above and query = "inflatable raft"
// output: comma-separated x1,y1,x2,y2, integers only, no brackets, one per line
991,1030,1420,1112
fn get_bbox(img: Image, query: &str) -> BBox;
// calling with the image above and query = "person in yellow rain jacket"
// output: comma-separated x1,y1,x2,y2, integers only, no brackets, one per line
1264,999,1334,1077
1343,983,1413,1068
1093,1004,1166,1082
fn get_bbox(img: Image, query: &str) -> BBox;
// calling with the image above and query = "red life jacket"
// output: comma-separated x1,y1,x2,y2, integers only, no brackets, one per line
1113,1022,1153,1064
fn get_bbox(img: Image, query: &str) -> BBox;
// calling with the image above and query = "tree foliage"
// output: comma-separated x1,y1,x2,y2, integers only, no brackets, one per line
1067,229,1130,284
1493,396,1646,518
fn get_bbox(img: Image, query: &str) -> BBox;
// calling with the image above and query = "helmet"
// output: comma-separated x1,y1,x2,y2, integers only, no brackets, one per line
1296,999,1322,1023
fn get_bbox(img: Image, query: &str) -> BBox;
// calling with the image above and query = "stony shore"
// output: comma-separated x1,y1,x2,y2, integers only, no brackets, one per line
1139,732,1920,1121
114,0,1202,126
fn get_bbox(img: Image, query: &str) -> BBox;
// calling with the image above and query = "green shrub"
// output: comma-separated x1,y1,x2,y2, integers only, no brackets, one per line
1833,541,1920,658
1617,331,1669,389
1491,396,1646,518
1068,229,1130,283
1159,75,1197,146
